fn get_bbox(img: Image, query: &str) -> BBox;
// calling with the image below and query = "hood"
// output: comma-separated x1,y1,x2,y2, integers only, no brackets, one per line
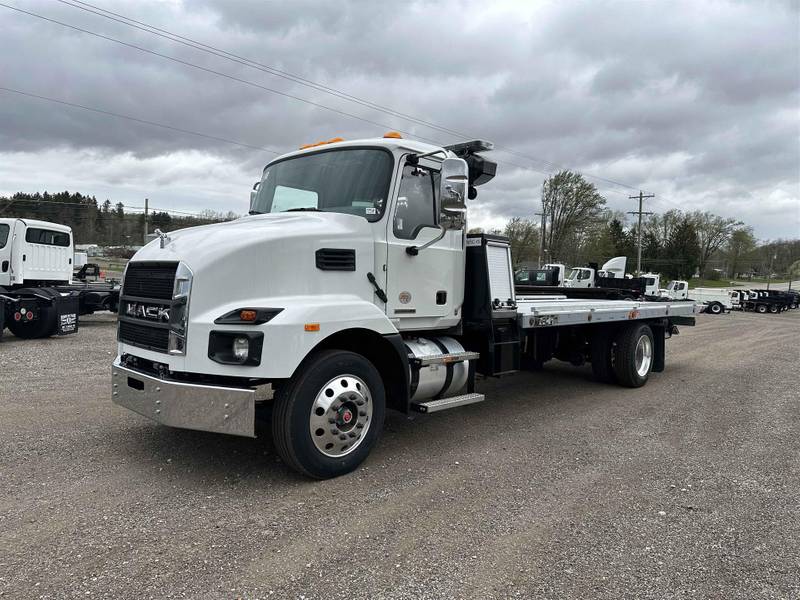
130,212,377,313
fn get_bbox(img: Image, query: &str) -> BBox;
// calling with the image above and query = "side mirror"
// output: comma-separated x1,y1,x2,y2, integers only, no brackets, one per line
438,157,469,229
249,181,261,213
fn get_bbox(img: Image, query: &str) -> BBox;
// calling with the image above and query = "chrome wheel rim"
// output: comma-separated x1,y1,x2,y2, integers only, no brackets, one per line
309,375,372,458
635,335,653,377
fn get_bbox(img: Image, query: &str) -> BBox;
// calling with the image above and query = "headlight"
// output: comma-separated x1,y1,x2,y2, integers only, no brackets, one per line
208,331,263,366
232,336,249,361
168,262,193,355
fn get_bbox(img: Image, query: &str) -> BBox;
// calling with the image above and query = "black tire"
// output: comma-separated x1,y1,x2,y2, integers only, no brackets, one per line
707,302,723,315
768,304,779,314
612,323,654,388
589,334,616,383
7,305,58,339
271,349,386,479
756,304,767,314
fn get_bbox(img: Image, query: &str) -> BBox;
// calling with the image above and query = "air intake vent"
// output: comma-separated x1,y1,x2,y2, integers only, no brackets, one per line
123,262,178,299
118,320,170,352
315,248,356,271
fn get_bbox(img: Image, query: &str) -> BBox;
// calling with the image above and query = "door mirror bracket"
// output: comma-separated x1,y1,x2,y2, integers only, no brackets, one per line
406,157,469,257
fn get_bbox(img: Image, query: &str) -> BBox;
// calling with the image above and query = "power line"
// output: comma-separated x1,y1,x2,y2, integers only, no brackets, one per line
0,3,447,145
0,85,282,155
55,0,644,194
3,1,651,197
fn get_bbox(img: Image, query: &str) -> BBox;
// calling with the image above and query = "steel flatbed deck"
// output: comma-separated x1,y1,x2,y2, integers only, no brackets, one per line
515,294,697,329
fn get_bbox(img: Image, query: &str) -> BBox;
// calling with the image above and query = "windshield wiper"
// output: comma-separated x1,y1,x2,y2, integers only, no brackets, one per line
285,207,321,212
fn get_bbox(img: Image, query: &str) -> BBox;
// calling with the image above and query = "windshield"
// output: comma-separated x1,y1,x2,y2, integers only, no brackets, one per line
251,148,394,222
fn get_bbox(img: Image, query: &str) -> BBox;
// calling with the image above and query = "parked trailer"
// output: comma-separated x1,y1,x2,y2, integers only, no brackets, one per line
111,136,697,479
0,218,119,340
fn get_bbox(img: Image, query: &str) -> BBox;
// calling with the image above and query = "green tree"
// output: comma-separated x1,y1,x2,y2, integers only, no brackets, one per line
663,216,700,279
541,171,606,262
725,227,757,277
503,217,540,269
689,211,742,277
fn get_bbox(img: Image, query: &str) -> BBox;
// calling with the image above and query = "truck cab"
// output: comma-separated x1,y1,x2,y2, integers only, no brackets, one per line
663,280,689,300
0,218,73,287
565,267,594,287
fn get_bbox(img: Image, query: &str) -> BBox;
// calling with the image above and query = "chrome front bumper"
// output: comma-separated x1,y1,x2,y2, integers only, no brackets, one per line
111,360,256,437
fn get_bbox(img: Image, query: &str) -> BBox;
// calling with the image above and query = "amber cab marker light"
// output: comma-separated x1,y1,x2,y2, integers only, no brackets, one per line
240,310,257,322
304,323,320,332
383,131,402,139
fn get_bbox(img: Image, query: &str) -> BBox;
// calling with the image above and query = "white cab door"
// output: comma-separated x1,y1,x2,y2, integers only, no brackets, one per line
385,162,463,331
0,220,12,287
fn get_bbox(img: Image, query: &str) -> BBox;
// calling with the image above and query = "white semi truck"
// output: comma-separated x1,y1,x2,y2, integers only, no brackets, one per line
0,218,119,339
111,135,697,478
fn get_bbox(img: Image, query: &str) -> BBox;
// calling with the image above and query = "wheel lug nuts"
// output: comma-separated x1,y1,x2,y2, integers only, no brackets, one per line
339,434,347,441
328,418,336,424
330,428,339,435
356,400,365,406
356,424,364,429
348,432,356,438
349,394,357,400
359,410,367,416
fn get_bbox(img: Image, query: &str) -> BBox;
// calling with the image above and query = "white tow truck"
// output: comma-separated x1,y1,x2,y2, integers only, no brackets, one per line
0,218,119,339
661,281,734,315
111,135,697,478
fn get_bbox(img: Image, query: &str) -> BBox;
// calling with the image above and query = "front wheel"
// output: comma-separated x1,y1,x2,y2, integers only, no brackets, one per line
707,302,723,315
756,304,767,314
271,350,386,479
612,323,654,388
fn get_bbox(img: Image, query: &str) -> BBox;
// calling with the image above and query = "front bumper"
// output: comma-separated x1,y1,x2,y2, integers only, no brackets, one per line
111,359,256,437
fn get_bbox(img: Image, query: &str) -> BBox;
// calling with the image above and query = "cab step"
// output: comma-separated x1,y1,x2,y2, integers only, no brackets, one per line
411,351,480,367
411,392,485,413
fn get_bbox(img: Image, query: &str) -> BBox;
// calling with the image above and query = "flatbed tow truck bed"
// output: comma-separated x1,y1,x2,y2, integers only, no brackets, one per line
515,295,697,328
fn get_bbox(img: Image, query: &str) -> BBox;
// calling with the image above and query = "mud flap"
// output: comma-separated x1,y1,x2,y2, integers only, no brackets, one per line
651,324,665,373
55,293,79,335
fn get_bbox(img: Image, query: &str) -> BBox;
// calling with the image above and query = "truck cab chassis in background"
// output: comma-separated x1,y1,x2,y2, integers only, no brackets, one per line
0,218,119,340
111,135,697,479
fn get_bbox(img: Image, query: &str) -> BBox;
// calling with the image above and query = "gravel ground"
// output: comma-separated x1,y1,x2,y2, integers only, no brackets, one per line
0,310,798,599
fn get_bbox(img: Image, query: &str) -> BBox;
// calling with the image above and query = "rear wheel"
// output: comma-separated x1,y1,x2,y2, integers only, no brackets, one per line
756,304,767,314
768,304,779,314
7,304,57,339
612,324,654,388
271,350,385,479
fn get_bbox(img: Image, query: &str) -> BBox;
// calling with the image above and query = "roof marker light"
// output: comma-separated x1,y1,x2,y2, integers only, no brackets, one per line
383,131,402,139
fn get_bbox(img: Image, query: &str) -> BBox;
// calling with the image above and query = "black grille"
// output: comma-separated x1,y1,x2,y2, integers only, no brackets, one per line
118,320,170,352
315,248,356,271
123,262,178,299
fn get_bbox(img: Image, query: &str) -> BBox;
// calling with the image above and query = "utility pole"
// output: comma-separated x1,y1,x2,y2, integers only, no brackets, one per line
535,207,546,268
143,197,149,245
628,191,654,275
766,252,776,290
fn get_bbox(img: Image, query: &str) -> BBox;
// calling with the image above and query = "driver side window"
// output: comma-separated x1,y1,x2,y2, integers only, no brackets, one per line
393,165,439,240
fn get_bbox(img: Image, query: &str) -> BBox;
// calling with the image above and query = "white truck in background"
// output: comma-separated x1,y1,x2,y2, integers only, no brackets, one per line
662,281,740,315
0,218,119,339
111,135,697,479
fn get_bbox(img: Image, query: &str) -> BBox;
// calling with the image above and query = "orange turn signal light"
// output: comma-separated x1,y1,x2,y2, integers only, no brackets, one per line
383,131,402,139
304,323,320,332
240,310,257,322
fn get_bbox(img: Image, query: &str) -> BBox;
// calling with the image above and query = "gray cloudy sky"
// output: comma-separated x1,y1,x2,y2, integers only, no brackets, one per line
1,0,798,239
